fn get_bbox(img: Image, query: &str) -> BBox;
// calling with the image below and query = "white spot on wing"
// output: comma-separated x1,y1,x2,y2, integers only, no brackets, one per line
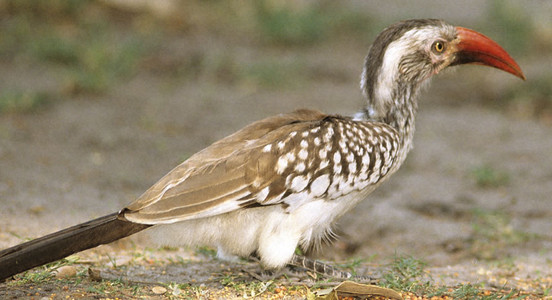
276,156,288,174
348,162,357,173
290,175,309,192
318,149,328,159
264,191,284,204
295,162,306,173
281,190,309,211
333,151,341,163
323,127,334,142
256,186,270,201
252,178,262,188
298,149,308,160
319,149,327,159
310,174,330,197
314,137,321,146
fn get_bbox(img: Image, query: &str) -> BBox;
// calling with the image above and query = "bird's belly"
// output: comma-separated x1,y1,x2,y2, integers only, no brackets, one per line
142,188,374,268
142,206,275,258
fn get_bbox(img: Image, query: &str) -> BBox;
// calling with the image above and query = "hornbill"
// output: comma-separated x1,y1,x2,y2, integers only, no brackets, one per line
0,19,524,281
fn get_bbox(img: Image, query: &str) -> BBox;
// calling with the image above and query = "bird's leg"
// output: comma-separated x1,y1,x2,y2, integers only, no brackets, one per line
289,254,373,282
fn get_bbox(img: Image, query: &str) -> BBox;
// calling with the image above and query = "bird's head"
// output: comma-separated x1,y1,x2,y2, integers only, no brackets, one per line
360,19,524,120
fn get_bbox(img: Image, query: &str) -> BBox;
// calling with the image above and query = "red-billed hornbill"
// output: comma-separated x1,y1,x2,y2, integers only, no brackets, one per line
0,19,524,281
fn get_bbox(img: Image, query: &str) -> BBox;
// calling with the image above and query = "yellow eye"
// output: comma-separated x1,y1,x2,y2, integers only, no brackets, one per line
433,41,445,53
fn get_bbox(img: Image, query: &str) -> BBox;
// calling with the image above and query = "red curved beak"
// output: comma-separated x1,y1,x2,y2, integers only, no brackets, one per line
453,27,525,80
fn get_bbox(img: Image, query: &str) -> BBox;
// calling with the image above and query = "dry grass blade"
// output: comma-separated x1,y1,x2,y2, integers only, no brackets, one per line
314,280,402,300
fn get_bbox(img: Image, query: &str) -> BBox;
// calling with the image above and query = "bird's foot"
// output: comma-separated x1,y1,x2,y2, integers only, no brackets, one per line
288,254,375,283
242,268,284,281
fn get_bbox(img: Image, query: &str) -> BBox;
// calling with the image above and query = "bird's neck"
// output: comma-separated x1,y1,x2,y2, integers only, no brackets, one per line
385,82,419,143
358,80,421,154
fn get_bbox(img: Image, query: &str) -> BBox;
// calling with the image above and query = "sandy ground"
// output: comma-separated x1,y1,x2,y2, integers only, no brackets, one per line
1,1,551,298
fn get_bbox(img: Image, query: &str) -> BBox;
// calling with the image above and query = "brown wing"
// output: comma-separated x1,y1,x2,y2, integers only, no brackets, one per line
123,109,328,224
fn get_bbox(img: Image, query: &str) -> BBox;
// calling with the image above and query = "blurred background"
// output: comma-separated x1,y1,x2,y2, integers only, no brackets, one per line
0,0,551,269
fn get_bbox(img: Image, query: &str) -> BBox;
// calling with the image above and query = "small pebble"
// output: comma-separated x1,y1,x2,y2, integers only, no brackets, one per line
54,266,77,279
152,286,167,294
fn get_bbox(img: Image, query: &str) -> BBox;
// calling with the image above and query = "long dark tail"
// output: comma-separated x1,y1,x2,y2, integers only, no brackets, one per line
0,212,150,281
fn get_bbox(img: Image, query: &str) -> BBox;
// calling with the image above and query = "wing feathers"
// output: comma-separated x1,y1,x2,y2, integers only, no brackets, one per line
127,189,252,223
123,109,328,224
148,165,246,212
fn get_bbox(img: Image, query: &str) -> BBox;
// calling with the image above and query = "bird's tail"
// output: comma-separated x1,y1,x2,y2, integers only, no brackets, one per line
0,212,150,281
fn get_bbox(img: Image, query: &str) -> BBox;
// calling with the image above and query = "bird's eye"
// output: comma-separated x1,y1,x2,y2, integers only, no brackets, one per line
432,41,445,53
